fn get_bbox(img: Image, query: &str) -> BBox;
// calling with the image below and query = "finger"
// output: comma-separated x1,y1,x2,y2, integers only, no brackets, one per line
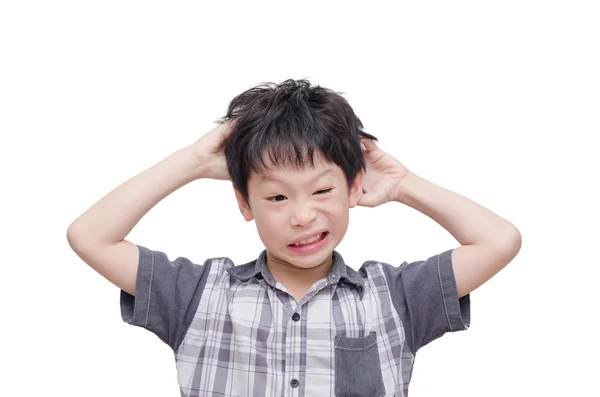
360,137,378,152
221,120,237,138
216,120,237,149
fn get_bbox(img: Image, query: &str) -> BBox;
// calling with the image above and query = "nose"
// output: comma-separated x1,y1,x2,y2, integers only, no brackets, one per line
290,200,317,227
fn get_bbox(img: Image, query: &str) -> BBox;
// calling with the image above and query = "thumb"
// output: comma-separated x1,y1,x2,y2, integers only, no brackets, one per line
357,192,383,208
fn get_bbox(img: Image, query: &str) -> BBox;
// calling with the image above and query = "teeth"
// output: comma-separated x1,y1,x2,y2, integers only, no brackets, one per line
293,232,323,246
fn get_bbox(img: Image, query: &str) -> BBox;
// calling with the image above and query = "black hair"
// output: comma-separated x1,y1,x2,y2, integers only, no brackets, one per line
215,78,378,207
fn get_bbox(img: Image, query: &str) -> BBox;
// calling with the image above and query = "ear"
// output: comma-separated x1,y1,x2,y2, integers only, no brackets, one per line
348,169,364,208
233,184,254,221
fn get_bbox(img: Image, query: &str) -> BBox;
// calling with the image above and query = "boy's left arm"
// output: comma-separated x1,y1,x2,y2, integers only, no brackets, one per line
358,138,522,298
392,171,522,298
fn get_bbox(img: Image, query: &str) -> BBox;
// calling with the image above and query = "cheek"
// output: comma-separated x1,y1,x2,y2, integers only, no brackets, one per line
332,208,349,231
254,210,286,240
328,194,350,216
322,199,350,230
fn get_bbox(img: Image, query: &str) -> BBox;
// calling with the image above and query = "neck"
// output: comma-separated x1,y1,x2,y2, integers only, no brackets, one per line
266,251,334,288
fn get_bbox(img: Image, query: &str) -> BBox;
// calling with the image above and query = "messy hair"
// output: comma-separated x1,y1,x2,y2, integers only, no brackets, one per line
216,78,378,207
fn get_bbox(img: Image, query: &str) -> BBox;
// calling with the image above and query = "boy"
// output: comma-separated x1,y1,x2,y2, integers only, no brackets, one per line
67,79,521,396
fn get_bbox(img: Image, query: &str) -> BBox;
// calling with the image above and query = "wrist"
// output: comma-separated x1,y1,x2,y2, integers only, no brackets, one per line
179,145,209,181
392,171,414,204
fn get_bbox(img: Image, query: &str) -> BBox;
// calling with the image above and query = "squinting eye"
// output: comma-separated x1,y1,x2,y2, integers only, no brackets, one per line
267,189,333,203
315,188,333,195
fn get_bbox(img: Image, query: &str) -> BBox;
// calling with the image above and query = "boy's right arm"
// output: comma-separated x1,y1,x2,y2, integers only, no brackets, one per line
66,122,235,296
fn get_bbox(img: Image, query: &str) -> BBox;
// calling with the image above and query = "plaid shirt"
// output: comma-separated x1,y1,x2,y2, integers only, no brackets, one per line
121,245,470,396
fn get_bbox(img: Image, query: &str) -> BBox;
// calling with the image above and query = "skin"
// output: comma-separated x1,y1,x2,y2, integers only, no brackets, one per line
229,126,521,302
233,152,364,299
66,117,520,305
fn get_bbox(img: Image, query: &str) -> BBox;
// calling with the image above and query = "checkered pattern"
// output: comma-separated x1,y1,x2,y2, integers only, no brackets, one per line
121,247,470,396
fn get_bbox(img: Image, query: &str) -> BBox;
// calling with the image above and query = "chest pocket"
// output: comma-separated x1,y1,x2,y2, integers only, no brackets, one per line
334,331,385,397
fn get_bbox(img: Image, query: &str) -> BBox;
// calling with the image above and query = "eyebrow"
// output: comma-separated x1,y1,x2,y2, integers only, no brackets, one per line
259,168,334,187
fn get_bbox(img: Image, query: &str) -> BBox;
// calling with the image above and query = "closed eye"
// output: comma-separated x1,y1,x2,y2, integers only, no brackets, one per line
315,188,333,195
266,188,333,203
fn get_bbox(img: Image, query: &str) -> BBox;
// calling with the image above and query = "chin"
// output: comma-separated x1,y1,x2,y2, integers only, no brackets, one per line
287,248,333,265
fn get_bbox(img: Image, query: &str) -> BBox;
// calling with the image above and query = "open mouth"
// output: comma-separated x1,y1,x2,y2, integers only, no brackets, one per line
288,231,329,247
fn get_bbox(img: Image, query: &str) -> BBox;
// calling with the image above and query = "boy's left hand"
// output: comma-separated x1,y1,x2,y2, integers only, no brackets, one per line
357,138,410,208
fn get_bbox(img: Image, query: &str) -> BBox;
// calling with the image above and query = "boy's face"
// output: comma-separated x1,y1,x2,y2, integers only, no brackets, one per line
233,151,364,271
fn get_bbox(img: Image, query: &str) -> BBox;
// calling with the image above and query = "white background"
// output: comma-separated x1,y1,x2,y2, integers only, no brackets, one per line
1,1,598,396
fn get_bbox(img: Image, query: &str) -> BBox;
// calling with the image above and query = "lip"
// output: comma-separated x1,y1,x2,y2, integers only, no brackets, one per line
287,231,330,255
289,229,328,245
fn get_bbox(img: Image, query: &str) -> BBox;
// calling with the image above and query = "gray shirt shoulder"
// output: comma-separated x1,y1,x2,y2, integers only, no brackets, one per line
376,248,471,354
120,245,215,352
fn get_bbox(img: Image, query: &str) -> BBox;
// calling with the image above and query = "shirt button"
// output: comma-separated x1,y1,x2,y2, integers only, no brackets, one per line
290,379,299,388
292,313,300,321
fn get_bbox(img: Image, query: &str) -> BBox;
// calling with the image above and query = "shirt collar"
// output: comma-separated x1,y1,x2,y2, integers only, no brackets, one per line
226,249,365,299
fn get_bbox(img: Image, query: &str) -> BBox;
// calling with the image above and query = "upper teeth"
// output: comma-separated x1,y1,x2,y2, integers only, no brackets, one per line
293,233,323,246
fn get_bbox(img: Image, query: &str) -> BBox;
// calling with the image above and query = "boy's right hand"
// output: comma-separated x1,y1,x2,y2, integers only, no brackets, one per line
67,118,238,298
190,120,236,181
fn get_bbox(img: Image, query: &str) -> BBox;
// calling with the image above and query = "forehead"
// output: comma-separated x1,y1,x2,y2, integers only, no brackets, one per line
251,152,343,187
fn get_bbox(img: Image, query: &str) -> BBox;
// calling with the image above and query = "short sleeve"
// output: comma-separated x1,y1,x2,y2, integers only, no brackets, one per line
381,248,470,354
120,245,212,351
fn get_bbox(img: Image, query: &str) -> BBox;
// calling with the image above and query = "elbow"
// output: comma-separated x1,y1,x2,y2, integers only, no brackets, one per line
512,228,522,254
66,224,80,250
66,222,89,251
506,225,522,254
492,226,522,259
482,219,521,252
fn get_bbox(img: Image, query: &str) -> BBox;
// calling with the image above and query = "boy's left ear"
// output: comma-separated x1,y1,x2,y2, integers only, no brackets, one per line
348,169,364,208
